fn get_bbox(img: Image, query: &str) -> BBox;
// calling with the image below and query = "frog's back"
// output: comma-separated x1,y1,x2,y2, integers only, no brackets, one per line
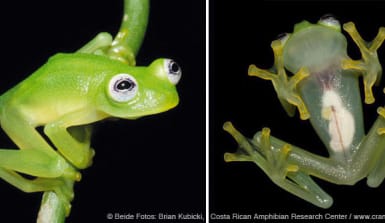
0,53,127,125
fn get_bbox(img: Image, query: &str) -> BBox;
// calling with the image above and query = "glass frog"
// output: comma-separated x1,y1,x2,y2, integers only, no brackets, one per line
0,0,181,222
223,15,385,208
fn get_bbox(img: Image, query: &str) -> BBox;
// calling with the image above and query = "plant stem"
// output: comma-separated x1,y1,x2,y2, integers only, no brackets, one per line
37,191,66,223
117,0,150,56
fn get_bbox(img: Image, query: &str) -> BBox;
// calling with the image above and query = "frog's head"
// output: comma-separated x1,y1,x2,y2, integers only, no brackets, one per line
98,58,181,119
280,15,347,73
293,14,341,33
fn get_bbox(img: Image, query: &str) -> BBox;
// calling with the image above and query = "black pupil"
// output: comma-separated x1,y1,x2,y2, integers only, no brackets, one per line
116,79,134,91
169,62,180,74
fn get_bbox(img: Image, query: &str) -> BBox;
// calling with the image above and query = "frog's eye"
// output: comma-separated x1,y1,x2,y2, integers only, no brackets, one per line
319,14,341,31
108,73,138,102
164,59,182,85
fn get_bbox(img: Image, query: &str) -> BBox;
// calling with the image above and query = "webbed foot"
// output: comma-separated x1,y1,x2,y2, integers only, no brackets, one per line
224,122,298,182
223,122,333,208
376,107,385,135
342,22,385,104
248,40,310,120
77,32,136,65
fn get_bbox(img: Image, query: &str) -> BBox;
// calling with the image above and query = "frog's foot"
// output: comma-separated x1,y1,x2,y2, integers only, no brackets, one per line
76,31,136,66
224,122,333,208
34,178,75,216
223,122,258,163
108,28,136,66
376,107,385,135
54,183,74,216
251,127,300,181
342,22,385,104
223,122,299,182
77,32,113,54
0,168,76,214
248,40,310,120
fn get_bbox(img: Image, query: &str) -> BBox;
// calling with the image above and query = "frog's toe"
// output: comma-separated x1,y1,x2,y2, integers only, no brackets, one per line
224,152,253,162
250,128,298,180
278,144,299,173
261,139,298,181
53,185,74,216
343,22,385,104
223,122,255,157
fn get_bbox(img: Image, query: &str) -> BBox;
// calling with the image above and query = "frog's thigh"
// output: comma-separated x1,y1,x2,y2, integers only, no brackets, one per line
1,109,56,153
0,149,70,178
0,111,79,179
366,109,385,187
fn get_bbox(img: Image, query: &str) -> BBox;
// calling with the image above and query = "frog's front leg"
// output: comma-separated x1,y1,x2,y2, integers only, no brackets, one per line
77,31,136,66
342,22,385,104
44,109,103,169
77,32,113,55
249,40,310,120
223,122,333,208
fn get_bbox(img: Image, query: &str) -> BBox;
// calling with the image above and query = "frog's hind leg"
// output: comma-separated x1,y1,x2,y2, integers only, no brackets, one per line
342,22,385,104
0,110,80,180
0,147,79,214
248,40,310,120
0,168,74,216
0,168,64,194
0,148,79,180
286,172,333,208
366,107,385,187
223,122,333,208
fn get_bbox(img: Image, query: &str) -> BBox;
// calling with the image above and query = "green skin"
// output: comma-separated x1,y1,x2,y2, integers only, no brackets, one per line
0,0,181,222
224,16,385,208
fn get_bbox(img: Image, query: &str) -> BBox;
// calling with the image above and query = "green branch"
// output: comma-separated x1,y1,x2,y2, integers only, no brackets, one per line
118,0,149,56
37,192,66,223
109,0,150,65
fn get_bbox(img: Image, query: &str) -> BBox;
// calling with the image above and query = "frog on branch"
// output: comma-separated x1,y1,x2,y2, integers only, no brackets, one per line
224,15,385,208
0,0,181,222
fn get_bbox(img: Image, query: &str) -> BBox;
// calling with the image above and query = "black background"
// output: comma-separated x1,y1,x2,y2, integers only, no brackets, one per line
210,0,385,218
0,0,205,222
